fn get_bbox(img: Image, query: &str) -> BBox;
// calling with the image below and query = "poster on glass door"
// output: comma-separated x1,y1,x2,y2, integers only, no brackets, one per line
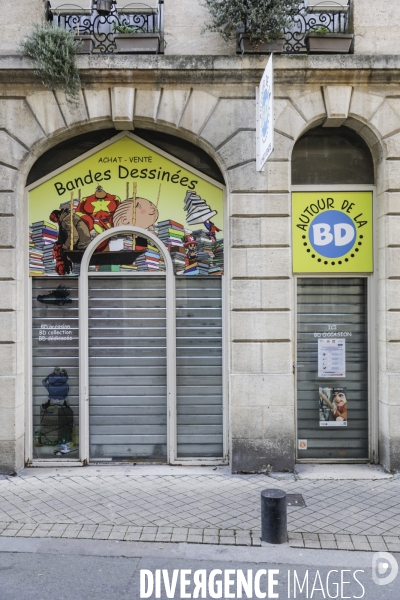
28,133,224,277
318,338,346,378
319,387,348,426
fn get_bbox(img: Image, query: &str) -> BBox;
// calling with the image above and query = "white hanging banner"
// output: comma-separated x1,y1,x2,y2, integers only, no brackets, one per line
256,54,274,171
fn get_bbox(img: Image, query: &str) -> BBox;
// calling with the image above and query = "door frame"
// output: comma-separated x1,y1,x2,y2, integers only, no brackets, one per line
292,185,378,464
78,225,176,464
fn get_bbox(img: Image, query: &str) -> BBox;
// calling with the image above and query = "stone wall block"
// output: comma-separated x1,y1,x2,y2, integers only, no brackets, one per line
261,280,291,310
231,373,294,406
261,342,292,374
386,343,400,373
274,98,306,140
54,90,88,127
218,130,255,169
157,89,190,127
231,248,291,278
179,90,218,134
110,87,134,130
289,89,326,123
230,193,290,217
263,406,295,439
232,343,262,374
386,248,400,278
387,280,400,311
0,99,44,149
134,89,161,122
259,217,290,246
268,132,294,162
382,133,400,159
386,215,400,246
231,217,260,247
349,89,384,123
385,161,400,192
231,312,290,341
387,312,400,341
265,162,290,192
369,100,400,138
0,408,16,441
323,86,352,127
0,345,16,376
0,132,27,169
201,99,256,148
387,375,400,405
231,216,289,247
0,217,16,247
26,91,66,135
0,193,15,216
0,250,15,278
232,406,264,438
384,192,400,216
0,167,17,192
0,281,15,310
230,280,262,310
83,88,112,121
0,312,16,343
227,162,267,192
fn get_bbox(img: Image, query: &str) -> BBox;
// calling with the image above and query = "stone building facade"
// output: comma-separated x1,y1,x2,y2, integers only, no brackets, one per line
0,0,400,473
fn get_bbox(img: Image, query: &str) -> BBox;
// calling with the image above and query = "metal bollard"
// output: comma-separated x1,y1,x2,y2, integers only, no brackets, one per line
261,488,288,544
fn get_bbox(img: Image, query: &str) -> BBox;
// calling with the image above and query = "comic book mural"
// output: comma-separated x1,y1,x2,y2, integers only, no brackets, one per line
28,134,224,277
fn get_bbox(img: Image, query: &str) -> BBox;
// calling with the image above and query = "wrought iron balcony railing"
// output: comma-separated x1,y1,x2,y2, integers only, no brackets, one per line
283,0,350,53
46,0,164,53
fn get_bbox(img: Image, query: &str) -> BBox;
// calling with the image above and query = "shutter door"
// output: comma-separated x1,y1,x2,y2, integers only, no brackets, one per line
297,278,369,460
32,278,79,459
176,277,223,458
88,276,167,461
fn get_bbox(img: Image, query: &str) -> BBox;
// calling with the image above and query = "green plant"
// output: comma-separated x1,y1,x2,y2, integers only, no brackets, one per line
112,23,143,35
22,22,81,106
308,25,330,34
203,0,302,46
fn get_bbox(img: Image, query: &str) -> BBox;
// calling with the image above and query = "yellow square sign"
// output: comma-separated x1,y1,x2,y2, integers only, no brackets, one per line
292,192,373,273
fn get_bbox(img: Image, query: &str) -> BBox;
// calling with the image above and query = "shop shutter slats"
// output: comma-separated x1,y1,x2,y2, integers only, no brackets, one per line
297,278,369,460
88,277,168,461
32,278,80,459
176,277,223,458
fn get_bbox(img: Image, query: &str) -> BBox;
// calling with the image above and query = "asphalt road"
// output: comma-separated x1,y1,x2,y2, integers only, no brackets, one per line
0,537,398,600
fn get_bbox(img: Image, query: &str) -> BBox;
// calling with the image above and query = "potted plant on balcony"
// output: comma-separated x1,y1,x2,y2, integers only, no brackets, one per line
112,22,160,53
305,25,353,53
203,0,302,54
22,22,81,106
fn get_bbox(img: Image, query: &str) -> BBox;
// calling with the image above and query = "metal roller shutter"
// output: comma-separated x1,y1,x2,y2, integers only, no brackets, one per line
176,277,223,458
297,277,369,460
32,278,79,459
88,276,167,461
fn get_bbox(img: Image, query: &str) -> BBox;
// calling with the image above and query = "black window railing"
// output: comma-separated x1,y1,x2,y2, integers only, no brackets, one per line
46,0,164,53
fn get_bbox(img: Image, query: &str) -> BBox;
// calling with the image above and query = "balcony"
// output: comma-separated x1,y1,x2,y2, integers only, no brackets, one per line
46,0,164,54
238,0,351,54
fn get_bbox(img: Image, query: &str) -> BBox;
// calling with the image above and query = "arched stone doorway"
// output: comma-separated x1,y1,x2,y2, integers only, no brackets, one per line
291,125,377,462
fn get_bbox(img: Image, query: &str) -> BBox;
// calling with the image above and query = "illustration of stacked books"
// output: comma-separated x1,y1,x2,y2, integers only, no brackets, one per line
29,227,45,276
135,244,165,271
30,221,58,276
157,220,185,247
183,191,217,225
209,239,224,275
170,250,186,273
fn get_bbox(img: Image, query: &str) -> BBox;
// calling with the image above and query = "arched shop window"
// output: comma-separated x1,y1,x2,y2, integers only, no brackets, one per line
291,126,375,463
27,131,226,465
292,126,374,186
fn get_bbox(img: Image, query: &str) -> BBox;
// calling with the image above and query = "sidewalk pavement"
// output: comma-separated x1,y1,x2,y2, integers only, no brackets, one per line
0,464,399,552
